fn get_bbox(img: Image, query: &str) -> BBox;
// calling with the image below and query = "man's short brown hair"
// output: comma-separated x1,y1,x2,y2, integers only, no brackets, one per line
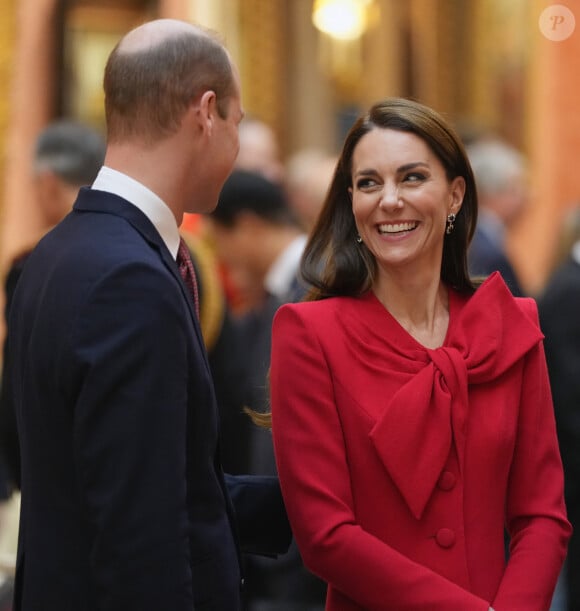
104,26,234,143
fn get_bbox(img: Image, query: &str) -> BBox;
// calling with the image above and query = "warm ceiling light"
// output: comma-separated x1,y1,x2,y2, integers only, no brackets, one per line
312,0,370,41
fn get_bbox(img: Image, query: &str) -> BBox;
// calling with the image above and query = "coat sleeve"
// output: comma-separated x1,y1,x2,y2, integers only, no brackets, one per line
224,473,291,556
270,304,491,611
492,299,571,611
68,262,195,610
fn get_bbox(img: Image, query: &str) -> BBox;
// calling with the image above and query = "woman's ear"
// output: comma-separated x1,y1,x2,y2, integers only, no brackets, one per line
449,176,466,215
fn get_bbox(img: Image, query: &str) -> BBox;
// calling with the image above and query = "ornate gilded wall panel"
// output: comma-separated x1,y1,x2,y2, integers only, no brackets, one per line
0,0,16,214
238,0,288,152
63,5,150,127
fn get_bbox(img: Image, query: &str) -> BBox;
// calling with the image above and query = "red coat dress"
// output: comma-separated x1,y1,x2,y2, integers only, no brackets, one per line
270,273,571,611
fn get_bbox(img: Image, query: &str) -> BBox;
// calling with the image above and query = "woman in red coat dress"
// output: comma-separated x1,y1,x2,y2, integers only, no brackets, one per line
269,98,571,611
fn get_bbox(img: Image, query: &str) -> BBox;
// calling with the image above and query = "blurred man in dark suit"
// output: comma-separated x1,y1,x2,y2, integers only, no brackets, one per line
467,139,528,296
0,119,106,494
208,170,325,611
539,207,580,611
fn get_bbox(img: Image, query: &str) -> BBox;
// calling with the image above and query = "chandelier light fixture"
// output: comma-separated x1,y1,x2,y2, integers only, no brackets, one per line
311,0,373,41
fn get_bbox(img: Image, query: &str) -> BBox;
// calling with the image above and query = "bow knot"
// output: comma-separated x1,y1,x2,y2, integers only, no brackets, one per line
370,347,467,520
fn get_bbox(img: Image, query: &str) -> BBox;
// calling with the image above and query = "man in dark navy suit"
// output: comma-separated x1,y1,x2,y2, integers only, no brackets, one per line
7,19,288,611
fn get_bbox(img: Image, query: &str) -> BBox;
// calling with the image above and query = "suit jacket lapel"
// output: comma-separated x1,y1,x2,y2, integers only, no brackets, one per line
73,188,209,359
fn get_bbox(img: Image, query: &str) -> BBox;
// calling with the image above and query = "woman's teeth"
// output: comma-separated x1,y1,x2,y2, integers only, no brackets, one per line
378,222,417,234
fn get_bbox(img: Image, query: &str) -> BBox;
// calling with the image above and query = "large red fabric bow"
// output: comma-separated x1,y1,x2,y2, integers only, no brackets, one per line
369,274,542,520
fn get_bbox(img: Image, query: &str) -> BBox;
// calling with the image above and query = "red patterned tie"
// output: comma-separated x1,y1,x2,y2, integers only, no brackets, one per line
176,237,200,318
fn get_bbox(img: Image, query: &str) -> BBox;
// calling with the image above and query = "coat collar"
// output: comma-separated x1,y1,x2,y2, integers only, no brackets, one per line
74,187,170,254
73,188,205,349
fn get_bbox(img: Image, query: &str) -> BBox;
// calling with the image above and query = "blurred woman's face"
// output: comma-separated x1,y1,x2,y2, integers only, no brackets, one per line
349,127,464,280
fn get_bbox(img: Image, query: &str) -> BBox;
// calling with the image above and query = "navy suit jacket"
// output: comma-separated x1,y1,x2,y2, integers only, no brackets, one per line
539,256,580,501
8,187,287,610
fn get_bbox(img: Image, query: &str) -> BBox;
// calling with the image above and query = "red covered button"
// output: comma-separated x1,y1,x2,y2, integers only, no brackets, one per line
437,471,456,491
435,528,456,548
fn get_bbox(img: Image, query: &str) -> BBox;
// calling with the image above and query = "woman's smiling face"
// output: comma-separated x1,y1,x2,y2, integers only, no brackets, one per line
350,127,465,277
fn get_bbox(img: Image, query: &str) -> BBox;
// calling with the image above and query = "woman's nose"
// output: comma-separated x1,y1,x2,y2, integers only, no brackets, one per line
379,183,402,209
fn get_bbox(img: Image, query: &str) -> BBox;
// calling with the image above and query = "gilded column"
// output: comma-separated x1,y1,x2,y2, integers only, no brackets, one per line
238,0,287,152
158,0,189,19
510,0,580,293
286,1,334,153
0,0,60,274
362,0,405,103
0,0,16,219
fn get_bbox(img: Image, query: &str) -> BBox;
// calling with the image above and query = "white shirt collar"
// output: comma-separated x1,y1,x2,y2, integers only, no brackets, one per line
264,234,307,298
91,166,181,259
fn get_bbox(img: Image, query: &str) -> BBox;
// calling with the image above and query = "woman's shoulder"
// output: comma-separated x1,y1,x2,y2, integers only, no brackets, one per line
277,295,353,318
514,295,539,324
274,294,369,330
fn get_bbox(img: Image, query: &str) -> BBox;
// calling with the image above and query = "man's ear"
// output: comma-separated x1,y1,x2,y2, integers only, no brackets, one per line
196,90,218,134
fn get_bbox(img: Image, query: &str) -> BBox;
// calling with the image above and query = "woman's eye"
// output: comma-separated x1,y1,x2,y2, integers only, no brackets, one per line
356,178,377,189
404,172,426,183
